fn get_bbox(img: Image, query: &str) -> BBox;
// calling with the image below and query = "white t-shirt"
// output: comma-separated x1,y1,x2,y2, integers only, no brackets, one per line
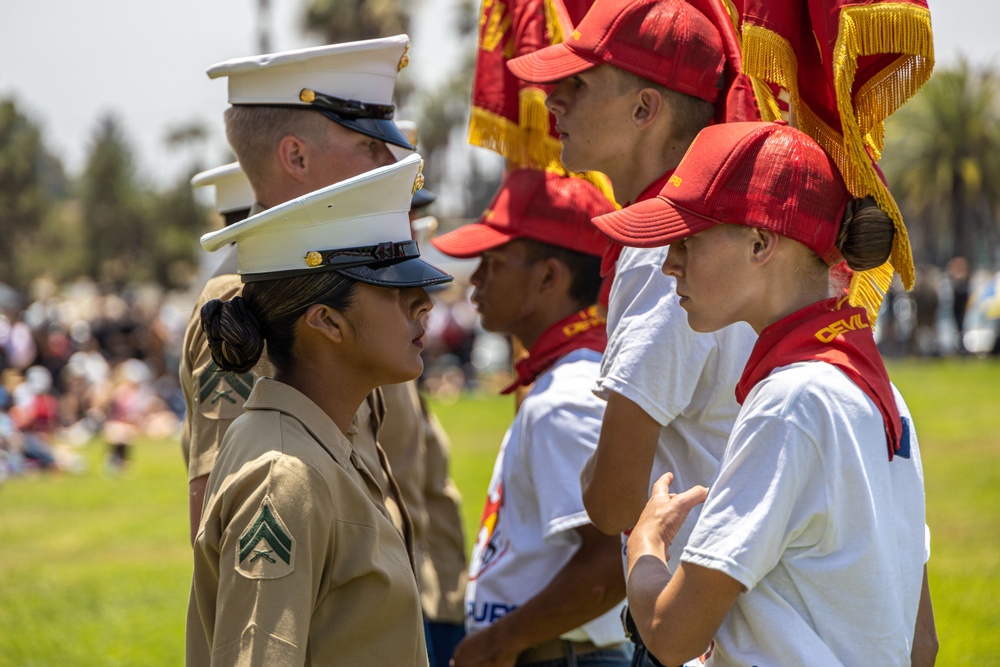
682,361,928,666
596,246,756,561
466,348,627,646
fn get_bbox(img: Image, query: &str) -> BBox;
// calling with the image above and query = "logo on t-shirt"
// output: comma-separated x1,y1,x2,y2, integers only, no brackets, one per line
468,481,508,581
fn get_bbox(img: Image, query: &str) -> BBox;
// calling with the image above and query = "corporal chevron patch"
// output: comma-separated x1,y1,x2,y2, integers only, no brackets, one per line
236,498,295,579
196,360,255,421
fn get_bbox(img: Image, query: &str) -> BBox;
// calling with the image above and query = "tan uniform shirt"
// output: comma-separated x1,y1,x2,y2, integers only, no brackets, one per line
187,379,428,666
379,382,467,624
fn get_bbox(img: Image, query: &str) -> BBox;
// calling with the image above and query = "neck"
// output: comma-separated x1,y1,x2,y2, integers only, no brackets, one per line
750,273,830,334
609,136,690,204
513,301,586,350
275,367,371,435
253,175,311,210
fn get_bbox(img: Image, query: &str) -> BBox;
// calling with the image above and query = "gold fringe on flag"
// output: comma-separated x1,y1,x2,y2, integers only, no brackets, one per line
544,0,567,44
467,93,617,204
741,3,934,322
468,106,530,165
520,87,564,171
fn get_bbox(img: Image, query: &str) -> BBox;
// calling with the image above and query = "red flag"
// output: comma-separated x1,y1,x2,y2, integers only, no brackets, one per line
469,0,615,199
738,0,934,317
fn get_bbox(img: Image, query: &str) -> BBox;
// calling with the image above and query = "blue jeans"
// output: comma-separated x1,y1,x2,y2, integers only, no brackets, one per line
426,620,465,667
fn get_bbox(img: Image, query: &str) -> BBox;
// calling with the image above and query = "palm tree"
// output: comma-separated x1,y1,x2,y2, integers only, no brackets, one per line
882,58,1000,268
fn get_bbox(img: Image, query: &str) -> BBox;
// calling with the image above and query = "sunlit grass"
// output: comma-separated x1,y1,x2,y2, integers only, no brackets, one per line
0,358,996,664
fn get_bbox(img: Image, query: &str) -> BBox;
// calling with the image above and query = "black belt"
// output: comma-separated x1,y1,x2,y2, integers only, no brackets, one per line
516,638,625,666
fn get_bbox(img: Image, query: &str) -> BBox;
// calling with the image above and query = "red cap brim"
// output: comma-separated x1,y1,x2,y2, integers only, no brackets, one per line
592,197,720,248
507,43,602,84
430,223,517,258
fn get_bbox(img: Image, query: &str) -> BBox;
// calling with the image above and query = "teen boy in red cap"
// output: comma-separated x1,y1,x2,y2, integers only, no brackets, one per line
508,0,758,606
432,170,630,667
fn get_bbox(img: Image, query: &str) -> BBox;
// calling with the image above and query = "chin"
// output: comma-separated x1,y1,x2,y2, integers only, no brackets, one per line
681,306,723,334
688,314,736,334
559,146,582,173
379,357,424,386
402,356,425,382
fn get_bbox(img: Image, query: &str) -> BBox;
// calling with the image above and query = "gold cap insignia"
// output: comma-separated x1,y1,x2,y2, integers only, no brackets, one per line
299,88,317,104
398,44,410,72
668,175,683,187
412,159,425,195
305,251,323,267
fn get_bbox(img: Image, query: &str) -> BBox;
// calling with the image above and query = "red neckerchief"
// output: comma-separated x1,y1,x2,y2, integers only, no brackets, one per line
500,305,608,395
735,297,903,461
599,170,676,307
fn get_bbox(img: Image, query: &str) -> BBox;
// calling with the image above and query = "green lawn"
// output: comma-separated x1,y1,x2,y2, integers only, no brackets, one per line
0,358,997,664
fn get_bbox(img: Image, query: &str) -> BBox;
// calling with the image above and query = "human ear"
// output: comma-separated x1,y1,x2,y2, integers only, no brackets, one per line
538,257,569,296
276,134,309,183
750,229,779,264
633,88,663,128
303,303,346,343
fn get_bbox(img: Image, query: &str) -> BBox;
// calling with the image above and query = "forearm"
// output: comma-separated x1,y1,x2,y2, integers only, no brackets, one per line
487,527,625,653
624,481,738,665
911,566,938,666
625,530,690,661
626,553,719,665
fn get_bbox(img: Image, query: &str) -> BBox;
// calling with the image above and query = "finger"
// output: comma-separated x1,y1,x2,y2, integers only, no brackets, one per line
651,471,675,496
672,485,709,512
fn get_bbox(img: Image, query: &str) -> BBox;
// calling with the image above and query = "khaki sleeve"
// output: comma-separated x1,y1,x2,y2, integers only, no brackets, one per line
209,455,334,666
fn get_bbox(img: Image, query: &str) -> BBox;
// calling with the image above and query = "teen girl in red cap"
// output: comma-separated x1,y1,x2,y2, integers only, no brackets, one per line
592,121,937,667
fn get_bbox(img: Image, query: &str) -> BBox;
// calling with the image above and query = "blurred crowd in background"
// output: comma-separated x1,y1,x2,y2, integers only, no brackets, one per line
1,261,998,482
0,276,507,482
878,258,1000,357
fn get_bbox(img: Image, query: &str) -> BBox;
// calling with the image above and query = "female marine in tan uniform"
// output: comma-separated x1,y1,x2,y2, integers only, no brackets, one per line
186,155,451,666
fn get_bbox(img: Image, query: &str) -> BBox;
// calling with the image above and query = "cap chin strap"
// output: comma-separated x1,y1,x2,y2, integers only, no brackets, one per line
299,88,395,120
310,240,419,269
241,240,420,283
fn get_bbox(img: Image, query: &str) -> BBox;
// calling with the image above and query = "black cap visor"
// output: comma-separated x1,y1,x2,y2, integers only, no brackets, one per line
338,257,453,288
318,111,414,150
411,188,437,210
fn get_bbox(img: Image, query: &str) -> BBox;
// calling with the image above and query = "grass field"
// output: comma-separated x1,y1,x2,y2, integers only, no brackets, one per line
0,358,997,665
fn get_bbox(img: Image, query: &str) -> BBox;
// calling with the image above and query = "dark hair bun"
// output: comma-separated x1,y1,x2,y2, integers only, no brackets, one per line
200,296,265,374
837,196,895,272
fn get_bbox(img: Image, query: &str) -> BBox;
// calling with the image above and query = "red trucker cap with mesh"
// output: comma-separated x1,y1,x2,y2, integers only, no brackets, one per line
507,0,725,103
432,169,615,259
592,122,853,264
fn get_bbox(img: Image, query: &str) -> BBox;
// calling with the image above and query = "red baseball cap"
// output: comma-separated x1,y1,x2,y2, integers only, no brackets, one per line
431,169,615,259
507,0,725,104
592,122,853,263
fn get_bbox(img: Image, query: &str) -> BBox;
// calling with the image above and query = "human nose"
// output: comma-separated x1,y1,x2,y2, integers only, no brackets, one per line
410,287,433,318
545,83,567,116
663,245,683,277
470,259,487,288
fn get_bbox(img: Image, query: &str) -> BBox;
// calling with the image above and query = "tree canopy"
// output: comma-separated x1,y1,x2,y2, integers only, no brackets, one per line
884,59,1000,268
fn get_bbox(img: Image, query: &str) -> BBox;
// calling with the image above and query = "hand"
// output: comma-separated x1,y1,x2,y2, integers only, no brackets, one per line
627,473,708,567
449,626,519,667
